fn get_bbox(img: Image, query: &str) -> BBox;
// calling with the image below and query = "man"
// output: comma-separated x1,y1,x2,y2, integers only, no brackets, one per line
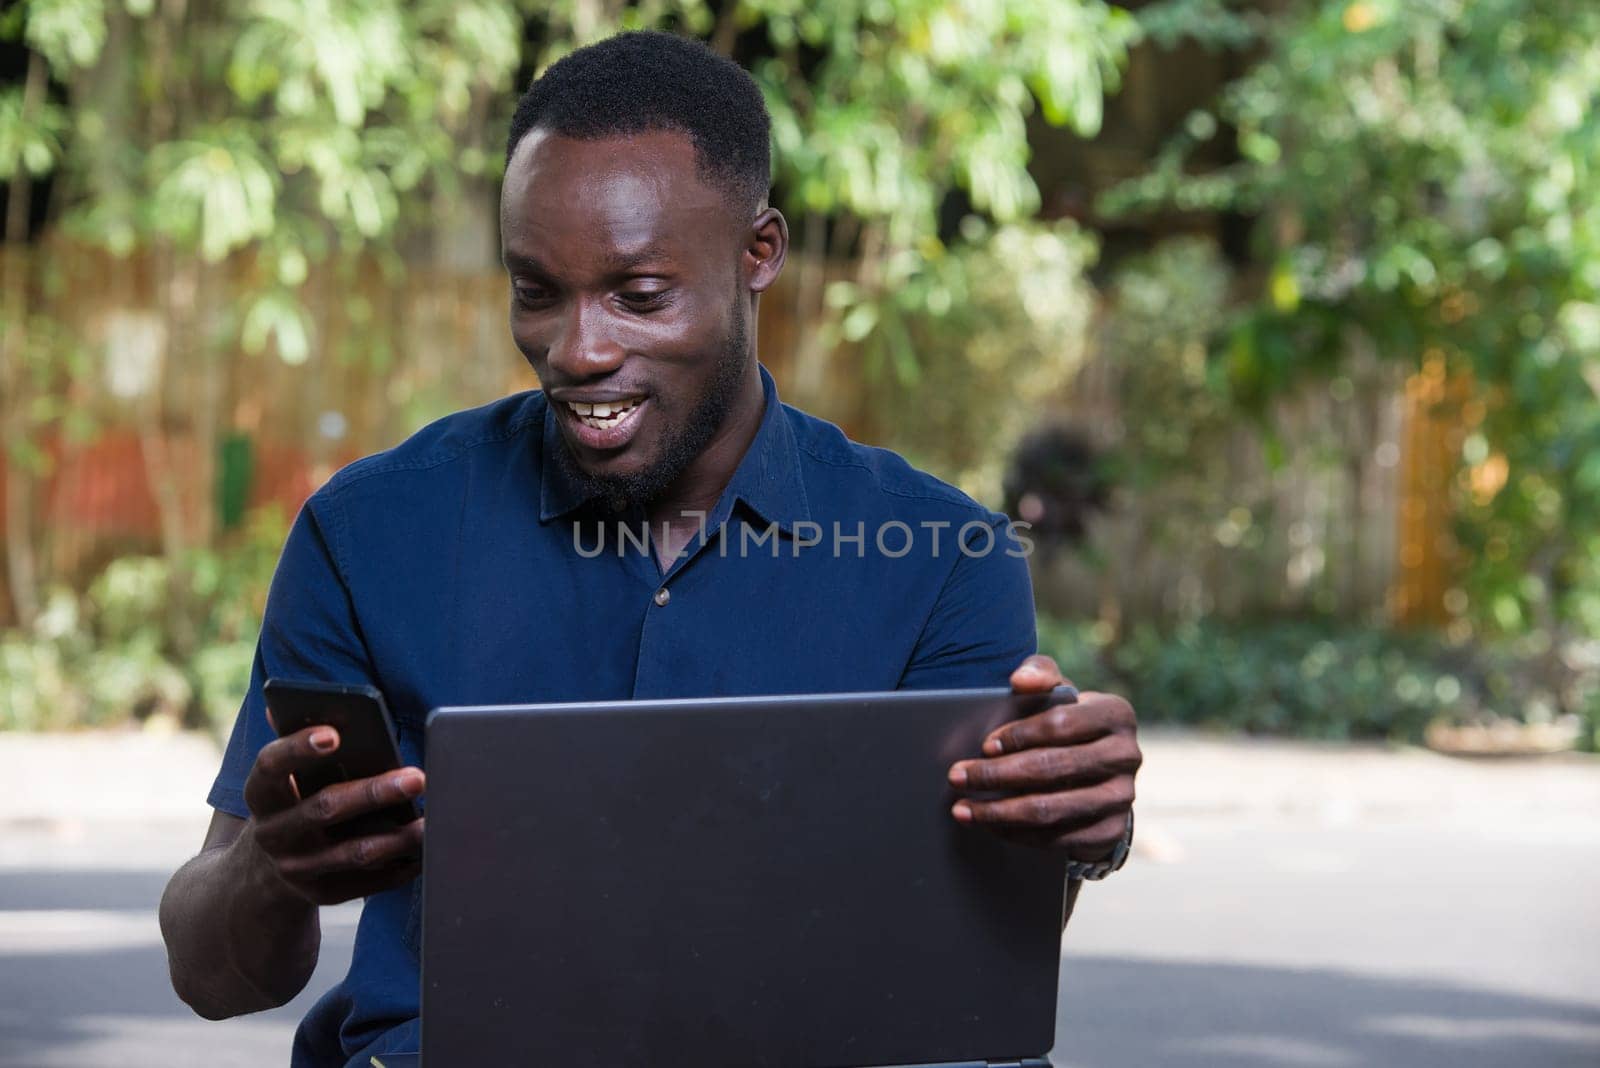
159,31,1141,1067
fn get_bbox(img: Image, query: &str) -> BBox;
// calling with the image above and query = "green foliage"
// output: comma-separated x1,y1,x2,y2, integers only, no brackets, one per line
0,0,532,319
0,0,1137,484
1109,622,1454,741
4,0,1137,366
758,0,1136,223
0,511,286,734
0,83,66,178
16,0,108,72
1134,0,1261,52
1,1,1134,724
148,131,280,262
1106,0,1600,644
857,216,1098,499
1038,614,1600,749
0,585,190,730
1098,238,1235,487
0,605,75,730
0,312,94,475
752,0,1135,391
240,289,312,365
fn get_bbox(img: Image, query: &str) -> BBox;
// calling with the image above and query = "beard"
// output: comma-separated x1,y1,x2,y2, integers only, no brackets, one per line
554,304,752,514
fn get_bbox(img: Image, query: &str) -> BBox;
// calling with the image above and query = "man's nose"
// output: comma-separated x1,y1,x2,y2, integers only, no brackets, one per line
545,297,626,379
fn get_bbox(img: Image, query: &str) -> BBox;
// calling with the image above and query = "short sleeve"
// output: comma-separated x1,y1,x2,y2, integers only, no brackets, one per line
206,496,377,818
896,517,1037,690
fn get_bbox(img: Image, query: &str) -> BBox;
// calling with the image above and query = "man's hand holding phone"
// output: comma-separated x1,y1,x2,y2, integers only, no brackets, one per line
241,724,426,906
157,685,424,1019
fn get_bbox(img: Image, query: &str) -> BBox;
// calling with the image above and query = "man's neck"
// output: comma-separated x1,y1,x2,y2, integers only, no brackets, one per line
645,364,767,569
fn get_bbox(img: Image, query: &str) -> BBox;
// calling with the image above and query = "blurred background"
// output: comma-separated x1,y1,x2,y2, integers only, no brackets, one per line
0,0,1596,1065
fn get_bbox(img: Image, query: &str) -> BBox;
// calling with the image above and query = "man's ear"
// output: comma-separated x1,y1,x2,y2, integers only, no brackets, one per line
743,207,788,294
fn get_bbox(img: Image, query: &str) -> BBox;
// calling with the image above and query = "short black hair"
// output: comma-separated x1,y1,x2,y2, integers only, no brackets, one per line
505,31,771,213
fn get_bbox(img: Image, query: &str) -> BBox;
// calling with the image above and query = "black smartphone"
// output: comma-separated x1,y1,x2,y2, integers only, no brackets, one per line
263,678,421,840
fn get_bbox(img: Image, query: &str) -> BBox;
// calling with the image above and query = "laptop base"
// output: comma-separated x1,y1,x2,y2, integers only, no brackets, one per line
373,1058,1050,1068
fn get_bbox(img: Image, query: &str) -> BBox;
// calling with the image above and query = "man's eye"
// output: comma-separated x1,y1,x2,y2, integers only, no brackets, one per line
619,289,669,310
513,285,550,306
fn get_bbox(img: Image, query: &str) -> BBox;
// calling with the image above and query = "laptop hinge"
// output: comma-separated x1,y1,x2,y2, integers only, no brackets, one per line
889,1060,1048,1068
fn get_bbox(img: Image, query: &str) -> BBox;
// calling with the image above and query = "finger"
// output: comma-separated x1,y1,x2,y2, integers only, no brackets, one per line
293,854,424,907
1009,654,1072,695
277,818,425,885
950,734,1141,793
242,726,342,818
291,768,426,835
984,692,1134,755
951,776,1134,830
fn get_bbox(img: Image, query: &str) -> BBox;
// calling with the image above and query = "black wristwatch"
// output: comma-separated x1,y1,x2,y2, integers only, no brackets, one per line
1066,809,1134,881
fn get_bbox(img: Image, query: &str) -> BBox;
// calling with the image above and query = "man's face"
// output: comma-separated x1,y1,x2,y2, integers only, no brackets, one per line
500,128,754,509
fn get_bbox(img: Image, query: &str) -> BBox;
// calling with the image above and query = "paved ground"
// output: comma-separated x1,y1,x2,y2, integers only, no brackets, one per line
1,729,1597,1067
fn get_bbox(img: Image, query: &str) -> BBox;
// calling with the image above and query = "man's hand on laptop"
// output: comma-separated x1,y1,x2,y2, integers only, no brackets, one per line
946,654,1140,860
241,726,427,905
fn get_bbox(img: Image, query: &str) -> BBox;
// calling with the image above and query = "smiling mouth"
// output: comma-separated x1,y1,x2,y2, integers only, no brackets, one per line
565,398,644,432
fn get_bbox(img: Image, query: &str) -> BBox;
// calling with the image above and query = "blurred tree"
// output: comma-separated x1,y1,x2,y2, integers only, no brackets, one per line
0,42,65,628
1,0,527,639
0,0,1137,635
867,214,1098,499
741,0,1134,400
1106,0,1600,657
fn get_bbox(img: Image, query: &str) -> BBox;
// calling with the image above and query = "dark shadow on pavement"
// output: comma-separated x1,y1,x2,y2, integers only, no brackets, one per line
4,867,1596,1068
2,869,171,911
0,868,352,1067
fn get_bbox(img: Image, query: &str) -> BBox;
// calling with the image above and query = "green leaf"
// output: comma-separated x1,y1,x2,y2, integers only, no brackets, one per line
840,301,879,343
150,134,279,260
241,290,313,365
1269,260,1300,312
0,88,66,180
24,0,107,69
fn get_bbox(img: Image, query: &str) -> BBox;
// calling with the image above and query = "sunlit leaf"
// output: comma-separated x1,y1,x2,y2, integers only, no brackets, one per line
0,88,67,180
150,134,279,261
23,0,107,69
241,290,313,365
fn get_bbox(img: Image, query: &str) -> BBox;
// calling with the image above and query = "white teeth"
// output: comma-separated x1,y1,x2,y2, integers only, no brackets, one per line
569,398,642,432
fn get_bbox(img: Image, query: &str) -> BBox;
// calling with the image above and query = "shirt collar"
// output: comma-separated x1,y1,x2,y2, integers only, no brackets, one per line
538,363,812,533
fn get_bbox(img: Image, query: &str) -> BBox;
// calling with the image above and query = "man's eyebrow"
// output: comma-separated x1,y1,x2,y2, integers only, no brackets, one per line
502,250,550,273
502,245,673,276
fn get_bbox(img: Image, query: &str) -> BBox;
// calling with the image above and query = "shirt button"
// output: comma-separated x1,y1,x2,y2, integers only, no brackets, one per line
653,587,671,607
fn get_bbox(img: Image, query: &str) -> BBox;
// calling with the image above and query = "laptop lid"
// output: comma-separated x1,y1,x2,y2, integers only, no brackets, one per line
421,687,1070,1067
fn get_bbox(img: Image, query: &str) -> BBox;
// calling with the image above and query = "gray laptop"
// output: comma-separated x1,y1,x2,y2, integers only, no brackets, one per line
416,687,1074,1068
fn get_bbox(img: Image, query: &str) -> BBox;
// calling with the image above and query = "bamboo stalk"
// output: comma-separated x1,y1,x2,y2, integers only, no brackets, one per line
0,51,49,628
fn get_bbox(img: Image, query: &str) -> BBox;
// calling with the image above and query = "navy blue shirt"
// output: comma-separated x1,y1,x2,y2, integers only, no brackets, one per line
209,365,1036,1066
